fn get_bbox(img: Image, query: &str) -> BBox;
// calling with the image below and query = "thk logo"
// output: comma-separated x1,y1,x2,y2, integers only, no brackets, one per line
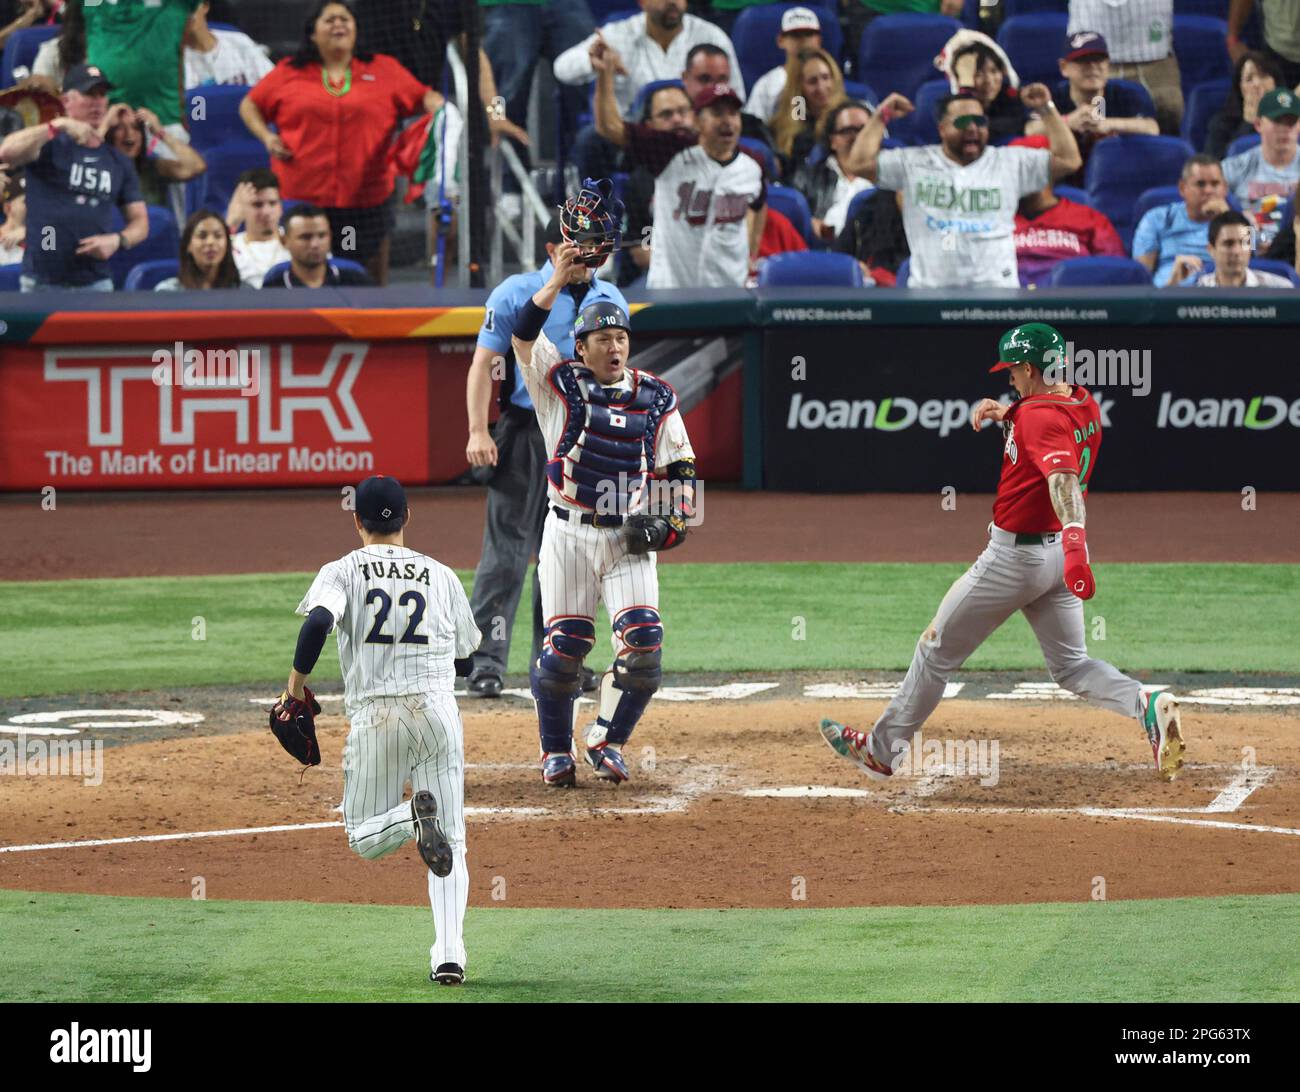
44,342,372,446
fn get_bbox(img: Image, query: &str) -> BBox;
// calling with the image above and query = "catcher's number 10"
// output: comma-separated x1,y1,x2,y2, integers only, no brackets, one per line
363,589,430,645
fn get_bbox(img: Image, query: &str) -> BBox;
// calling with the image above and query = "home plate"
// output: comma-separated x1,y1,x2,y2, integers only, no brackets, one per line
740,786,872,798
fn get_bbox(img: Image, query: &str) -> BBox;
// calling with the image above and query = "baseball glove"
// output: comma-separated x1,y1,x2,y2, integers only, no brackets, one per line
270,687,322,766
623,508,688,554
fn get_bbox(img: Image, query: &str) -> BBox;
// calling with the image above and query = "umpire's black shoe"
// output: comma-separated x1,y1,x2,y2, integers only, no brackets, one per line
467,672,503,698
581,666,599,693
431,963,465,986
411,791,453,877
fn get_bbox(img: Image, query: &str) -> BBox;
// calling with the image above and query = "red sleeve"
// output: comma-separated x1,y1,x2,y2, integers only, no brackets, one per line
623,122,696,177
246,59,291,122
1087,206,1125,257
1016,407,1079,478
758,207,806,257
378,53,430,116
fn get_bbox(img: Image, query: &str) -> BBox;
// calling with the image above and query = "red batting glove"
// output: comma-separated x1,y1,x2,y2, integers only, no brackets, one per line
1061,523,1095,600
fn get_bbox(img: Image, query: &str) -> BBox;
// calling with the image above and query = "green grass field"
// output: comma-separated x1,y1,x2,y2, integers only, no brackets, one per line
1,890,1295,1002
1,563,1297,698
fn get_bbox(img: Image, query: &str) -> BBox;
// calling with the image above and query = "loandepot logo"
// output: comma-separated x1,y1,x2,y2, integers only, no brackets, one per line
787,393,1114,438
1156,392,1300,429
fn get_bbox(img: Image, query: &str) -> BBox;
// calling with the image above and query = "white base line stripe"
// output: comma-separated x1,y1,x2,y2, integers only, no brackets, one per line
1078,809,1300,836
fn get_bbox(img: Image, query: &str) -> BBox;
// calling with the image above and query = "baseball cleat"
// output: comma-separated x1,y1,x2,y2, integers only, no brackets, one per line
467,672,503,698
431,963,465,986
411,791,454,877
818,718,894,781
541,751,577,787
1142,690,1185,781
585,741,629,783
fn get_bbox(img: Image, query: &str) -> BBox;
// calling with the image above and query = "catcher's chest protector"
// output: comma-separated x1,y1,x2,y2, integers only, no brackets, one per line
545,363,677,511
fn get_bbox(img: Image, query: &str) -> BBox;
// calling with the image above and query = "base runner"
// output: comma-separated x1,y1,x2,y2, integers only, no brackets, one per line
270,475,481,986
819,323,1186,782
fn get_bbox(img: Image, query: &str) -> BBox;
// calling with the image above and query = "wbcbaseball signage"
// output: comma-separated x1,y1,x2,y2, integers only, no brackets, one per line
761,327,1300,491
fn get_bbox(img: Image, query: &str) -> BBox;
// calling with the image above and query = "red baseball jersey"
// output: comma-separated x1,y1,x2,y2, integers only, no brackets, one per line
992,386,1101,533
1014,198,1124,287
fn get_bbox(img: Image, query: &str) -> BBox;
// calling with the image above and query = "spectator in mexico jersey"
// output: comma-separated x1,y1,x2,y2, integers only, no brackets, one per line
263,204,374,288
0,62,148,291
1221,86,1300,249
1010,134,1123,285
83,0,199,132
183,1,273,89
594,39,765,288
241,0,443,286
1167,209,1296,287
1028,32,1157,188
1132,153,1229,285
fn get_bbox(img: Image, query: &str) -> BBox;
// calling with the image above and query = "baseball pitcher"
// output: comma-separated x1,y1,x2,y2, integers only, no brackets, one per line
270,475,481,986
820,323,1186,782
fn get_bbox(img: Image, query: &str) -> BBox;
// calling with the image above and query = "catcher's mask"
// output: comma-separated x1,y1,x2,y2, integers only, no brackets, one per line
559,177,624,268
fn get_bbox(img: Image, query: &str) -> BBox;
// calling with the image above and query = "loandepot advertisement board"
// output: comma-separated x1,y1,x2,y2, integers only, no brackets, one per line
761,326,1300,491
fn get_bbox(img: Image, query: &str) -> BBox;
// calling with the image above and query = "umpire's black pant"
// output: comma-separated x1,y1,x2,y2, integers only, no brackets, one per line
468,407,547,678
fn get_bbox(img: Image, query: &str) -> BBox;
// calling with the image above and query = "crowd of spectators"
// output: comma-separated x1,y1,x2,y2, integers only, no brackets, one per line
0,0,1296,293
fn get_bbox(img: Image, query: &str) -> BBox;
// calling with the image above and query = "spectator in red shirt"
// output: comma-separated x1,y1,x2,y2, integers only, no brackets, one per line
1010,134,1123,285
239,0,442,285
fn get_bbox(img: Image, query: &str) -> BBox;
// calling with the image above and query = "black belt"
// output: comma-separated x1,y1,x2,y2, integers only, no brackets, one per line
1015,531,1060,545
551,506,624,528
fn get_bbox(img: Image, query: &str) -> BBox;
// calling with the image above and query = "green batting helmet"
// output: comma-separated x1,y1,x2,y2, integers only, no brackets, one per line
990,322,1066,373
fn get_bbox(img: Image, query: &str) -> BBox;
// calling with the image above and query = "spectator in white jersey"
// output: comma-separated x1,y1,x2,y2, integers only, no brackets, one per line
225,167,289,286
593,34,765,288
1168,209,1295,286
743,6,822,126
845,86,1081,287
1221,86,1300,249
183,1,273,89
1067,0,1182,134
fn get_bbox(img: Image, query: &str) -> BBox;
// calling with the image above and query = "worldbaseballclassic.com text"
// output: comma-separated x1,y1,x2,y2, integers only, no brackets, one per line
151,342,262,398
0,736,103,786
1042,342,1152,397
49,1024,150,1072
891,731,1000,786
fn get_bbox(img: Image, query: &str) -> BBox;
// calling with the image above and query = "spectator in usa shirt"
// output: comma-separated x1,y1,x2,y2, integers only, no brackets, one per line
1009,134,1123,285
592,32,765,288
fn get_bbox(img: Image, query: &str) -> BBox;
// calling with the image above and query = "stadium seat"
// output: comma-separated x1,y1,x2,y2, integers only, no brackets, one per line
1002,0,1068,14
758,250,865,286
1182,79,1232,151
996,15,1069,87
261,258,370,285
1048,256,1154,285
1105,78,1157,120
107,205,181,289
1226,132,1261,157
198,139,270,216
1053,184,1091,206
123,259,180,292
908,79,951,146
1133,184,1183,229
1248,257,1300,285
0,25,58,86
1086,134,1194,245
732,5,842,93
896,256,910,285
0,262,21,291
185,85,253,151
739,136,779,181
766,184,814,245
1173,16,1232,90
842,80,877,107
588,1,639,24
858,14,962,101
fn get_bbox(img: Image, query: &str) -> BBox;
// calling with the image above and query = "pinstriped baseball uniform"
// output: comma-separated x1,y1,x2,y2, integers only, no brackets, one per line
297,545,481,972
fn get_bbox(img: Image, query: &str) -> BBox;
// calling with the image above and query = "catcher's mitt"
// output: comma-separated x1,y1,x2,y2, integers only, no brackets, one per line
270,687,322,766
623,508,688,555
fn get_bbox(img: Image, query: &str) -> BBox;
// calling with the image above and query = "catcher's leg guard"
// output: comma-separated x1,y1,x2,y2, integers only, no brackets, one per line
599,607,663,745
531,616,595,754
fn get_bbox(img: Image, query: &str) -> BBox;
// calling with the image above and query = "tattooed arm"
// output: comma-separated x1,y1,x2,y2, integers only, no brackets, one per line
1047,470,1086,527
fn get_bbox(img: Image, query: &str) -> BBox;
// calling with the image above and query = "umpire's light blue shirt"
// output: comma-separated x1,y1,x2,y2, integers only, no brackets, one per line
476,262,629,412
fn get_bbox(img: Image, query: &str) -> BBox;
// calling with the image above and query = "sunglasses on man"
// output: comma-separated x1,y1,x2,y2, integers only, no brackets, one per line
952,114,989,130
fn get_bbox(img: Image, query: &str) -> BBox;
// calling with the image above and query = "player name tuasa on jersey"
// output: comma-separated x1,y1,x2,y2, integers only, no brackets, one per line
358,561,432,584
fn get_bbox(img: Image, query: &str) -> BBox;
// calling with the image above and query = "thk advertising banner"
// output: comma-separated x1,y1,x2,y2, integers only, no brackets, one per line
762,326,1300,491
0,339,433,490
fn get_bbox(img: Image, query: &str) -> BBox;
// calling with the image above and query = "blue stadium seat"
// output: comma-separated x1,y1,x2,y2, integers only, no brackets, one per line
1226,132,1261,157
766,184,814,245
185,85,253,151
996,15,1069,88
1053,184,1091,206
739,136,779,181
261,258,369,286
0,25,58,86
1248,257,1300,285
1086,134,1194,245
588,1,639,24
858,14,962,101
1173,16,1232,91
1133,184,1183,229
1105,78,1157,119
1049,256,1154,285
842,80,877,107
123,259,180,292
758,251,865,286
0,262,22,291
629,79,685,122
908,78,950,146
1173,0,1229,20
732,5,842,93
1002,0,1067,14
895,256,910,285
1182,79,1232,151
198,139,270,216
108,205,181,289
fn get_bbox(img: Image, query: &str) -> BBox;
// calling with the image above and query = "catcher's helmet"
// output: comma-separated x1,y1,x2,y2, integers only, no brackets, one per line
574,300,631,340
559,177,624,267
990,322,1066,373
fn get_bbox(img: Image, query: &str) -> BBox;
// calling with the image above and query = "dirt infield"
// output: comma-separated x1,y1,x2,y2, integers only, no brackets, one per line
1,489,1297,580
